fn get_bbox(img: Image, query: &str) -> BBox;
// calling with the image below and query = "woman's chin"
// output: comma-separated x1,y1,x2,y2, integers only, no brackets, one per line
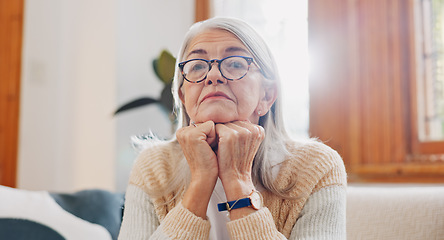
198,114,236,124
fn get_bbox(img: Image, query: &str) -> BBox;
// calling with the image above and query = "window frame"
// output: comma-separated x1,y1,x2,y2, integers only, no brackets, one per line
410,0,444,160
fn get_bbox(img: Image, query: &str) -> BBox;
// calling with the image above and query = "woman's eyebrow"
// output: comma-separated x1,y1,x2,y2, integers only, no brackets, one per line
186,47,249,58
187,49,207,58
225,46,250,55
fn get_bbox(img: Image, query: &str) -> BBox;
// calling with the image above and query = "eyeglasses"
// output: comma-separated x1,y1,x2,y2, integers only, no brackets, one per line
178,55,255,83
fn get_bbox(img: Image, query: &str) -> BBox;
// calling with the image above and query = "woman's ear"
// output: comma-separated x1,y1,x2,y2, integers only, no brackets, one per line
256,83,277,116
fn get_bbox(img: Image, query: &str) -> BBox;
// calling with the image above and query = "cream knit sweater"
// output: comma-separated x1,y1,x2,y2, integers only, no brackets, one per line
119,140,347,240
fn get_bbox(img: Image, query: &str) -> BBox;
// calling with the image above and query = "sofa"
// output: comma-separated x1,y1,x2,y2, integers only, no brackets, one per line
1,185,444,240
347,185,444,240
0,185,124,240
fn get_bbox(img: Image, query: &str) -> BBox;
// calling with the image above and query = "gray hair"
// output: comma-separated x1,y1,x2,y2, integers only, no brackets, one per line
169,17,291,197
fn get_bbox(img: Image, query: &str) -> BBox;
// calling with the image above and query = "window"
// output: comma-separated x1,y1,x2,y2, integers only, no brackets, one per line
308,0,444,182
411,0,444,160
418,0,444,141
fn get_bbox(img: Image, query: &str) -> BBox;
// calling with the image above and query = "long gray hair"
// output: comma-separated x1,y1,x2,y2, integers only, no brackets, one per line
167,17,292,197
135,17,292,199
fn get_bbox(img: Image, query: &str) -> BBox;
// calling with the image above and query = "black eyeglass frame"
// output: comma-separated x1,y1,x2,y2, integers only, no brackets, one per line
178,55,255,83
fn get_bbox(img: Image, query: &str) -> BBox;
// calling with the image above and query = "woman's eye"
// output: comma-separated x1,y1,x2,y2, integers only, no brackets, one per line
231,62,243,68
189,62,206,72
227,60,246,69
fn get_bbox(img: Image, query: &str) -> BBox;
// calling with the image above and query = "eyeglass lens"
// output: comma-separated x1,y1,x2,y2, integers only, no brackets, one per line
182,56,250,82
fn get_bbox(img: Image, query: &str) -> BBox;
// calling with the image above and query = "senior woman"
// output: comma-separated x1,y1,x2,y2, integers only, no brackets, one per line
118,17,347,240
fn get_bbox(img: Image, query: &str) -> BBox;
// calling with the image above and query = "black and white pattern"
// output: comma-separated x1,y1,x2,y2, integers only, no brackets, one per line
0,185,124,240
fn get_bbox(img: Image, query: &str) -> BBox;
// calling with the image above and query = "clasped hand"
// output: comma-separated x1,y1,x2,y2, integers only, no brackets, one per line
176,120,265,189
176,120,265,218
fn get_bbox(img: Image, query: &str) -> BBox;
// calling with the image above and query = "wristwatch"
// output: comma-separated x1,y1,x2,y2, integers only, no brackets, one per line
217,190,263,211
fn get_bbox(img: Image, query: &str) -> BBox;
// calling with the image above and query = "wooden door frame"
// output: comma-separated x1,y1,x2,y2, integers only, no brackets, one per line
195,0,210,22
0,0,24,187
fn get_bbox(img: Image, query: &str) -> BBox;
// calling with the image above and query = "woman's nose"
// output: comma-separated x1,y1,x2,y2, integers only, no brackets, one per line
205,63,227,86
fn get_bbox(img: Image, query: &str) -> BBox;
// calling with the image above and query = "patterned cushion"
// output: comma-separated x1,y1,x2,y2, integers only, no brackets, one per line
0,185,124,240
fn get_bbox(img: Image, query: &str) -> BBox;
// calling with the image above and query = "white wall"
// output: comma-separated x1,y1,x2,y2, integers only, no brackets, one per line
18,0,194,192
19,0,117,192
115,0,194,192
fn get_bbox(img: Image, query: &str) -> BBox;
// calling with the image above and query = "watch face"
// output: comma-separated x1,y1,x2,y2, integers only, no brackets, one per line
250,191,263,210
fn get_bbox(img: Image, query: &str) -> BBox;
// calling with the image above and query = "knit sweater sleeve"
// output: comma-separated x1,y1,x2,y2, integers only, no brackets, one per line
226,141,347,239
118,184,211,240
232,140,347,239
286,141,347,239
225,185,346,240
289,185,346,239
226,207,287,239
118,184,162,239
118,142,212,240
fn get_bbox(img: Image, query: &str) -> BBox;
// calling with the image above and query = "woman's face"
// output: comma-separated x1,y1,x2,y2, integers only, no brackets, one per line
179,29,274,124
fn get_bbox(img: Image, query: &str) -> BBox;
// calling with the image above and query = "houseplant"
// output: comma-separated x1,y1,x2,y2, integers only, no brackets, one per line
114,49,176,127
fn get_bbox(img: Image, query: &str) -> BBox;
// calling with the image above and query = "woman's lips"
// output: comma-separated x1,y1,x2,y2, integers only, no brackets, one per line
201,91,232,102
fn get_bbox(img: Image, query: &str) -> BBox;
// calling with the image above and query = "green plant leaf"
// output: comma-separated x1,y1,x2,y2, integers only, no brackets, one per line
160,82,174,112
153,50,176,85
152,59,159,80
114,97,159,115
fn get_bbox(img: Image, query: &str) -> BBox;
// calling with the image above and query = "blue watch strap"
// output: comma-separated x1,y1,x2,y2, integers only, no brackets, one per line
217,198,251,211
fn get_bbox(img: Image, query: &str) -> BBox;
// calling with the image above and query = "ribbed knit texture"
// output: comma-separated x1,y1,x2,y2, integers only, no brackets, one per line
290,186,346,239
161,203,211,240
227,207,285,239
119,140,347,239
118,185,160,239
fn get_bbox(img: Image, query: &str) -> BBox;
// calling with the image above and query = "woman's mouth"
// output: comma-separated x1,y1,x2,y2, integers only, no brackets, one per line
201,91,232,102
